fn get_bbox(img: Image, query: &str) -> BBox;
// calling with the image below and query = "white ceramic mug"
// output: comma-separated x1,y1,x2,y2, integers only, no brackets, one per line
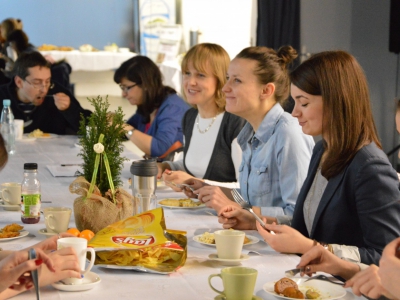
43,207,72,233
14,119,24,140
214,230,245,259
57,237,96,284
1,182,21,206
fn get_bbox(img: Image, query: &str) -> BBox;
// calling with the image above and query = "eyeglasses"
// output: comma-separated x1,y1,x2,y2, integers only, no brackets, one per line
24,79,54,90
119,83,138,93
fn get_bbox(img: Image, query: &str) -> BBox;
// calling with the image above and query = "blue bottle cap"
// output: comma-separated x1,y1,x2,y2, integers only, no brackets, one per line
3,99,10,106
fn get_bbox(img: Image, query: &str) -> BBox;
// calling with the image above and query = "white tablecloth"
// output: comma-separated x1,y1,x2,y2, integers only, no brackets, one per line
39,50,136,72
0,136,362,299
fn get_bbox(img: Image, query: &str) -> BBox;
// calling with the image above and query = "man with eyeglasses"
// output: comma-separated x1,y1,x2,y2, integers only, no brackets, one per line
0,51,90,134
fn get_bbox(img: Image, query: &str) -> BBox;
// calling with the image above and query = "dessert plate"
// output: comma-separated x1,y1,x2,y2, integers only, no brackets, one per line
51,271,101,291
193,234,259,247
263,277,346,300
208,253,250,266
0,230,29,242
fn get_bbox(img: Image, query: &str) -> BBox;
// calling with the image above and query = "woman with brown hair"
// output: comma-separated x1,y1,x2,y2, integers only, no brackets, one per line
220,50,400,266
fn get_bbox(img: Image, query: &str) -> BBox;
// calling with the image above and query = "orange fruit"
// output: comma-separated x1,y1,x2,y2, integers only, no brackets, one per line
79,229,95,241
66,228,80,237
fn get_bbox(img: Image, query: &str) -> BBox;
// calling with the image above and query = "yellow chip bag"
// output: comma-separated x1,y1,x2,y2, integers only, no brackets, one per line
88,207,186,273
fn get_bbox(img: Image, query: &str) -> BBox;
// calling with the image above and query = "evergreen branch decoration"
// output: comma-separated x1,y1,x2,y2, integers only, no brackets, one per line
77,96,127,197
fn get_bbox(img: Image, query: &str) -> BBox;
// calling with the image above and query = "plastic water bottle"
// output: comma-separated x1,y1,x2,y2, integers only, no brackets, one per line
21,163,41,224
0,99,16,154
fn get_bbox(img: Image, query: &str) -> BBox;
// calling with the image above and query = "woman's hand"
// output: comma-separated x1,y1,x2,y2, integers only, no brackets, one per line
0,248,54,293
378,237,400,298
218,205,257,230
256,222,314,254
38,247,81,287
298,245,359,280
181,178,209,198
163,170,195,192
345,265,391,299
24,232,75,253
195,186,238,212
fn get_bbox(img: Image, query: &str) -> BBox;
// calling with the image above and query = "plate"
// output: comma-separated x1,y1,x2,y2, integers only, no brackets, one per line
193,234,259,247
18,136,36,142
0,202,20,211
263,277,346,300
24,133,58,139
208,253,250,266
215,295,262,300
158,198,205,209
0,230,29,242
38,228,58,236
51,271,101,291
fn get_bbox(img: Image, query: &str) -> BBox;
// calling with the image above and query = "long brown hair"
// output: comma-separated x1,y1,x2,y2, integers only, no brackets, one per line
0,133,8,170
235,46,298,105
181,43,230,112
290,51,381,179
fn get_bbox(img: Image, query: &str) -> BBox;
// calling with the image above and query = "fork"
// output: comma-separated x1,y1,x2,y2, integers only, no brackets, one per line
231,189,268,230
305,274,344,286
164,181,195,192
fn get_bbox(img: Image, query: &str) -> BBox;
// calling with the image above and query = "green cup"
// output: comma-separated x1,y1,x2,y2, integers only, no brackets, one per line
208,267,258,300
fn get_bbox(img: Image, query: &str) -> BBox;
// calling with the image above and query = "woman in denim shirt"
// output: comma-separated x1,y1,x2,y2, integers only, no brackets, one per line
184,46,314,217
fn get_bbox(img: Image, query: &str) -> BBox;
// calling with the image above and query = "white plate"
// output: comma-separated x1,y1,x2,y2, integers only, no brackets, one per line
215,295,262,300
158,198,205,209
38,228,58,236
0,230,29,242
193,234,259,247
24,133,58,139
263,277,346,300
0,202,20,211
51,271,101,292
208,253,250,266
18,137,36,142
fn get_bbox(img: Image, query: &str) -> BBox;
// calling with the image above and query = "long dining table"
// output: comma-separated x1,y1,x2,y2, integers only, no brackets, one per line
0,136,363,300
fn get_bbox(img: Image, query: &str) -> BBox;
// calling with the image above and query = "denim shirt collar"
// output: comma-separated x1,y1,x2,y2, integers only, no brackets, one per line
238,103,284,147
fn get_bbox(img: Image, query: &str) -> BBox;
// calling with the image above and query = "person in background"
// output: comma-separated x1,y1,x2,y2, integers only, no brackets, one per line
183,46,314,214
114,55,189,159
297,237,400,299
0,51,90,134
159,43,245,189
220,50,400,266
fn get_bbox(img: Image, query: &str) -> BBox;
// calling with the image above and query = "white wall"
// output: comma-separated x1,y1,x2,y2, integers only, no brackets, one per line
180,0,255,59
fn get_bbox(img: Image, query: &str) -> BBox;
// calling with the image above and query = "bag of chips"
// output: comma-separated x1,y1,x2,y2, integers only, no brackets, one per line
88,207,186,274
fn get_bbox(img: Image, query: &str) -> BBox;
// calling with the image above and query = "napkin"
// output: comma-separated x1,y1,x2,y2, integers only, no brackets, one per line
46,164,83,177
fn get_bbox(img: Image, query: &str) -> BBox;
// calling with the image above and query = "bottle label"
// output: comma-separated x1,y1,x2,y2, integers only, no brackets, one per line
21,194,41,217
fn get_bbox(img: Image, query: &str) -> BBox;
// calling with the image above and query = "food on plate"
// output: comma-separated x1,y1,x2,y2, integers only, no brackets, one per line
0,223,24,238
197,231,251,245
37,44,74,51
159,198,202,207
88,207,187,273
305,289,320,299
28,129,50,138
275,277,304,299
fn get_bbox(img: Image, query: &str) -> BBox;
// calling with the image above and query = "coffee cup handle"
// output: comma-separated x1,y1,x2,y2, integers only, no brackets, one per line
47,214,56,230
82,248,96,275
1,189,11,204
208,274,224,295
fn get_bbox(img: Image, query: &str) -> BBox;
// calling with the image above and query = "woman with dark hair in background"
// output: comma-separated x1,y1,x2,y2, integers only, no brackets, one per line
114,55,189,159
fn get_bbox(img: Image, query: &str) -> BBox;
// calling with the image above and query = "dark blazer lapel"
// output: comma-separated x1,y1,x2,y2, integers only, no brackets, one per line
310,169,346,237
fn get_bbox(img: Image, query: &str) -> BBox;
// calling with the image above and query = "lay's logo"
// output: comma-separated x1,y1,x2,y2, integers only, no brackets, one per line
112,235,155,246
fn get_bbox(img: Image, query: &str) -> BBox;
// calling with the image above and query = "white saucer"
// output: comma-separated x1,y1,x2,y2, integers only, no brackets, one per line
51,271,101,292
215,295,262,300
38,228,58,236
0,202,20,211
208,253,250,266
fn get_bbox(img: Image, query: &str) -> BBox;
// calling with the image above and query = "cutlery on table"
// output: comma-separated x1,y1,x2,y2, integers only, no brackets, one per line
28,248,40,300
231,189,274,234
305,274,344,286
285,268,304,277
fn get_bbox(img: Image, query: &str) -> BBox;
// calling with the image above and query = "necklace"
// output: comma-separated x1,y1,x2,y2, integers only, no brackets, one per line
196,114,217,134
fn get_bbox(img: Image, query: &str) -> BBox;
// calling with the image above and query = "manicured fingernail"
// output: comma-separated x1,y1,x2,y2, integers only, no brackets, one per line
8,285,14,289
35,259,43,266
26,283,33,289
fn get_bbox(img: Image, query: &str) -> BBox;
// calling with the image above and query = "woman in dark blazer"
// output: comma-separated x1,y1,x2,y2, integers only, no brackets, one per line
219,51,400,266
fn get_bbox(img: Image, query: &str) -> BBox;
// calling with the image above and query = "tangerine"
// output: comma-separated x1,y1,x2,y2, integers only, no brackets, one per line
79,229,95,241
66,228,80,237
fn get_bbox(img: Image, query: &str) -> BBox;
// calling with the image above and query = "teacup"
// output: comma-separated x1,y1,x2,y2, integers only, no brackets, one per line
43,207,72,234
214,229,245,259
209,266,258,300
57,237,96,285
1,182,21,206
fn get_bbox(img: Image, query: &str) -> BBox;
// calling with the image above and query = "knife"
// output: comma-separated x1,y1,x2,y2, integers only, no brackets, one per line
28,248,40,300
